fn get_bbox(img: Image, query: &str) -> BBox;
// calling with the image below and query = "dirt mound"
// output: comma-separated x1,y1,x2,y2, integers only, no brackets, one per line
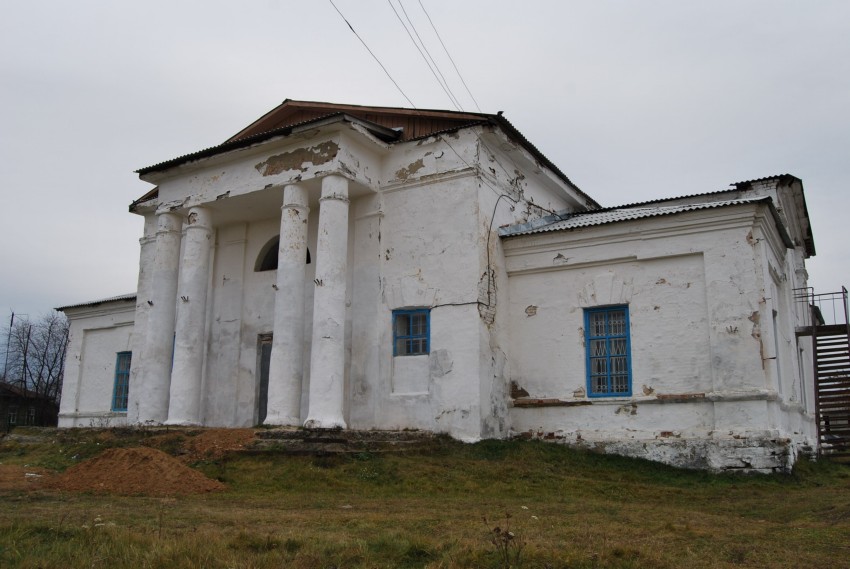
142,428,256,462
181,428,255,461
47,447,225,496
0,465,51,491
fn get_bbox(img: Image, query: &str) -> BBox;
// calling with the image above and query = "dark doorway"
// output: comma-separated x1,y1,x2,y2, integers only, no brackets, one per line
257,334,273,424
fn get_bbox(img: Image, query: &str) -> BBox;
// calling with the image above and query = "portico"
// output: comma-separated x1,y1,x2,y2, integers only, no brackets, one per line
128,117,369,429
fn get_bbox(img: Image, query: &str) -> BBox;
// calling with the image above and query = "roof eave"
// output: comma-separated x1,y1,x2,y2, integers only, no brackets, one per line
135,113,401,178
488,115,600,210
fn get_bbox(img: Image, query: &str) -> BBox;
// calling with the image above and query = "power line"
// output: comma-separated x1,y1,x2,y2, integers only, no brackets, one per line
417,0,482,112
396,0,464,111
328,0,559,308
386,0,463,111
328,0,417,109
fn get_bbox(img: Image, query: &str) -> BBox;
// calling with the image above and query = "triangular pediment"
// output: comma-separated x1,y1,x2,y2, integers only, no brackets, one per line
226,99,489,143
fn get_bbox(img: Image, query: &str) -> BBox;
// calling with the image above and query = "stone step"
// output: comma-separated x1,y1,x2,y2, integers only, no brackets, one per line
247,428,437,455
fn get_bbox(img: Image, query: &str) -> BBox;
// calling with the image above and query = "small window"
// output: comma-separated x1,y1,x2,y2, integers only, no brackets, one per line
7,406,17,426
27,407,35,425
393,309,430,356
585,306,632,397
112,352,132,412
255,235,311,272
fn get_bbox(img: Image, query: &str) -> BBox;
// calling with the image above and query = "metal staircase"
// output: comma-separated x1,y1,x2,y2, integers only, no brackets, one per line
797,287,850,460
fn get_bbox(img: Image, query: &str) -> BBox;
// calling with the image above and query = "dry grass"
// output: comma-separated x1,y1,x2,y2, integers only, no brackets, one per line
0,429,849,568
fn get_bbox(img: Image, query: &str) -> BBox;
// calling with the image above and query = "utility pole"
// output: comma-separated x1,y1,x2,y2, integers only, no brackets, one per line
2,311,12,382
20,318,30,396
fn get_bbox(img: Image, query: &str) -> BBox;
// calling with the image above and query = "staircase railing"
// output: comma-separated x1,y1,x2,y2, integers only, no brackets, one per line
794,286,850,329
794,286,850,459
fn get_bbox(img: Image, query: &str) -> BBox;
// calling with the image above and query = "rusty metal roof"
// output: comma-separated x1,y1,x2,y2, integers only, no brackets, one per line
132,100,599,209
136,113,400,176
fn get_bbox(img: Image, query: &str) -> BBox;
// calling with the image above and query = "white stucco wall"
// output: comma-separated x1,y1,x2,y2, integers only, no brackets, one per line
502,202,816,471
108,114,588,438
61,107,823,473
59,298,136,427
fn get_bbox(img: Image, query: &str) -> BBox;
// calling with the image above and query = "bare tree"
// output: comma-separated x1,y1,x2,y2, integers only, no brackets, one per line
3,311,69,425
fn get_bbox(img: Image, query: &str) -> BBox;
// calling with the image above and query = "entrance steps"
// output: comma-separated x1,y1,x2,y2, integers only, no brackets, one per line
248,428,437,455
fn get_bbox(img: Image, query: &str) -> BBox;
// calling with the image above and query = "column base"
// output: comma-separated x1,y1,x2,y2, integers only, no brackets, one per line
263,414,302,427
303,417,347,430
164,419,202,427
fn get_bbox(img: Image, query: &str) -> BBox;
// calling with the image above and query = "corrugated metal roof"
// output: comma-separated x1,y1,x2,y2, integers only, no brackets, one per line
499,198,770,237
488,114,597,208
132,101,600,209
56,294,137,312
733,174,798,187
592,174,799,211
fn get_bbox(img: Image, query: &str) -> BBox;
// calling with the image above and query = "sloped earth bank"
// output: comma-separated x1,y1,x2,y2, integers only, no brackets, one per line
0,465,52,491
46,446,225,496
145,427,256,462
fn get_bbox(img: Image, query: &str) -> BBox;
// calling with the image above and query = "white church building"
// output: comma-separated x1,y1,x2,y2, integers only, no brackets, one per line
58,100,835,472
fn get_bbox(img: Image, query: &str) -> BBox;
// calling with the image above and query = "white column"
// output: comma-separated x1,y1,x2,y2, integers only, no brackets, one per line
305,175,349,429
135,211,182,423
126,213,158,424
167,207,213,425
265,184,310,426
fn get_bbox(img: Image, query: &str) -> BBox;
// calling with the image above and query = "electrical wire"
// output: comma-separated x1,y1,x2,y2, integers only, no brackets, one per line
328,0,562,308
386,0,463,111
328,0,418,109
417,0,482,113
396,0,464,111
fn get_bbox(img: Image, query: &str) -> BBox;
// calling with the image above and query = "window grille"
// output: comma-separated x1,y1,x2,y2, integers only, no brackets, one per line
585,306,632,397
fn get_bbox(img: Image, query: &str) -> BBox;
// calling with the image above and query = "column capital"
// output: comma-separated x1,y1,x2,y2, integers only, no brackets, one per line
185,206,212,231
319,175,350,204
156,211,183,235
282,183,310,210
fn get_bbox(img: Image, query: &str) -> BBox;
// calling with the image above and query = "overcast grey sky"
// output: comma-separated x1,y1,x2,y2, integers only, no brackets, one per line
1,1,848,322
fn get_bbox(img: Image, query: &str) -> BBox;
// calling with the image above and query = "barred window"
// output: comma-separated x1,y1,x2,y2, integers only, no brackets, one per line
585,306,632,397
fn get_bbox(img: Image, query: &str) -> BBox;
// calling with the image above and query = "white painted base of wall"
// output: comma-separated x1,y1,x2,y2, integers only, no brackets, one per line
58,412,128,429
515,429,816,473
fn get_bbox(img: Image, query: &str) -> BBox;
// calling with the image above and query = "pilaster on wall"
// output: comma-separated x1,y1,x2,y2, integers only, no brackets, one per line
203,223,247,425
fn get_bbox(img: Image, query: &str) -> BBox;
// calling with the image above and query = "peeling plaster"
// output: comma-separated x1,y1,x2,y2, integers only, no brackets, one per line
394,158,425,181
254,140,339,177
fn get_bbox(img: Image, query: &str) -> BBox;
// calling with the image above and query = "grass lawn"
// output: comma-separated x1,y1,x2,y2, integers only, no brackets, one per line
0,428,848,568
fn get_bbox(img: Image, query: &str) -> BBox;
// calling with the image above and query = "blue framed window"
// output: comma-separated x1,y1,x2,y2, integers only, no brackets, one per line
585,306,632,397
112,351,132,412
393,309,430,356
